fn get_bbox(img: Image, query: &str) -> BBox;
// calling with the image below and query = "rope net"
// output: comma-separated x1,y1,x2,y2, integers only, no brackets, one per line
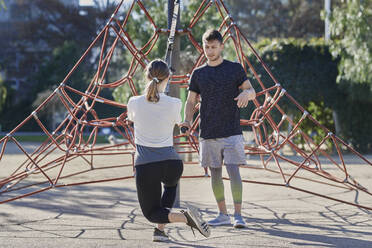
0,0,371,210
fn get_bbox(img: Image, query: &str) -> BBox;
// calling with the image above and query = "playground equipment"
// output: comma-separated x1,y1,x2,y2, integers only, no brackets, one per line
0,0,371,210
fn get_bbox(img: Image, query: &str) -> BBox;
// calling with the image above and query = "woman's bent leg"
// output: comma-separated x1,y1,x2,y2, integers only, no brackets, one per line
161,160,183,208
135,162,170,224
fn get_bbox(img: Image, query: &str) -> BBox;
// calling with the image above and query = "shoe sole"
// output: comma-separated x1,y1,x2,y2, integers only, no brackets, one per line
233,223,246,228
187,206,211,238
208,220,231,226
153,236,169,242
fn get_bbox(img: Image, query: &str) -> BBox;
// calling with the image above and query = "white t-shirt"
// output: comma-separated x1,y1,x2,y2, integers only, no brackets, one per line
127,93,182,147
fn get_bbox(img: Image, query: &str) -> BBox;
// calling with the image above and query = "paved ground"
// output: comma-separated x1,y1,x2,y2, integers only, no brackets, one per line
1,144,372,247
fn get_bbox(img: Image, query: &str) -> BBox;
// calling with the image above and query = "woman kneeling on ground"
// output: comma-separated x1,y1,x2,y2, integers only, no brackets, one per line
127,59,210,242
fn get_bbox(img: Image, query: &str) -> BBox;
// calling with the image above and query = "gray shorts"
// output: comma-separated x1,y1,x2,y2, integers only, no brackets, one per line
199,135,247,168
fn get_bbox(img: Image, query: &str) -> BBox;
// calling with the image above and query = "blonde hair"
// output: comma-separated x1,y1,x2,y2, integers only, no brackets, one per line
145,59,170,103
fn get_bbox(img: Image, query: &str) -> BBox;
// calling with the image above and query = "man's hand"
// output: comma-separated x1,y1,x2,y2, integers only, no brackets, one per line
234,88,256,108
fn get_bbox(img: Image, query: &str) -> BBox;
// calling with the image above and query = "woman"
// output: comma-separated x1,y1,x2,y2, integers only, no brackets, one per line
127,59,210,242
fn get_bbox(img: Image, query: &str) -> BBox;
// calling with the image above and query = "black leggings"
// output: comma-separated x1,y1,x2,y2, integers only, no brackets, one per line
135,159,183,224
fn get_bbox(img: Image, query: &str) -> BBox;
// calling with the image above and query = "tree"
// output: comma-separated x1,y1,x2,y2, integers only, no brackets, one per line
0,73,6,113
113,0,222,103
32,88,66,131
0,0,5,10
31,41,88,96
120,0,220,65
0,0,118,102
329,0,372,88
245,38,341,149
17,0,116,51
225,0,325,41
249,38,340,108
0,1,120,130
247,37,372,152
0,41,87,131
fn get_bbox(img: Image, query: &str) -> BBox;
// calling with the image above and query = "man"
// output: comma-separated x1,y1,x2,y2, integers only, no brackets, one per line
182,29,256,228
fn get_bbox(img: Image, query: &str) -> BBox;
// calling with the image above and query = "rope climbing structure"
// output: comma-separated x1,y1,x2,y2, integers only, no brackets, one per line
0,0,371,210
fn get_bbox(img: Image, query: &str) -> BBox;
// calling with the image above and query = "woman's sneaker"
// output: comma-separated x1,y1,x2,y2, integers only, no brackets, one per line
233,214,246,228
153,228,169,242
207,213,231,226
181,206,211,238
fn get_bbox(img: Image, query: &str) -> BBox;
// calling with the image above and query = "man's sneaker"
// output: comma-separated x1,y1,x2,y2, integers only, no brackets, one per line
207,213,231,226
153,228,169,242
233,214,246,228
181,206,211,238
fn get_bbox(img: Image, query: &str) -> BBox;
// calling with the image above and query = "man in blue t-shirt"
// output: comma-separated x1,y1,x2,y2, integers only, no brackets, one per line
182,29,256,228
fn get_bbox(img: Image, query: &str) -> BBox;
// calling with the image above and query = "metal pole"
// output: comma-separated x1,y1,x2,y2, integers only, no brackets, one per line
325,0,331,42
167,0,181,208
325,0,340,137
166,0,181,99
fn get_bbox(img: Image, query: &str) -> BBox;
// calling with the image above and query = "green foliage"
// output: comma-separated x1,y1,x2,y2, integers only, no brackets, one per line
112,1,169,104
295,101,335,149
0,0,6,10
326,0,372,152
112,77,146,104
182,1,223,45
248,38,372,152
0,98,36,131
249,38,340,110
329,0,372,88
0,1,118,131
225,0,325,41
19,0,116,50
122,0,221,60
247,38,340,150
123,1,167,61
32,41,86,94
0,41,87,131
0,73,6,113
21,41,89,130
334,83,372,153
30,40,94,119
30,40,121,129
113,0,221,104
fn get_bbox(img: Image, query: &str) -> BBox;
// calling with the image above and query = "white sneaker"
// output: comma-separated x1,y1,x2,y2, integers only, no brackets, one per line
207,213,231,226
181,206,211,238
233,214,246,228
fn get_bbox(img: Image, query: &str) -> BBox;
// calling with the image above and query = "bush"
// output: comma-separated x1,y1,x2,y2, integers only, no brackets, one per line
244,38,361,151
245,38,372,153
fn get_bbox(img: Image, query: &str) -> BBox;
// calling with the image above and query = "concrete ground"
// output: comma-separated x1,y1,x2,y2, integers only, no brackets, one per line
1,143,372,247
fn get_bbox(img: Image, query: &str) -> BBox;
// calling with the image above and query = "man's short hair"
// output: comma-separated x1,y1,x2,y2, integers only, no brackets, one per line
202,29,223,43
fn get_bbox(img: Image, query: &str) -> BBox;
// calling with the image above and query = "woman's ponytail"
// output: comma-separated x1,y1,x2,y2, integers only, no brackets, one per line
144,59,170,103
146,78,160,102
